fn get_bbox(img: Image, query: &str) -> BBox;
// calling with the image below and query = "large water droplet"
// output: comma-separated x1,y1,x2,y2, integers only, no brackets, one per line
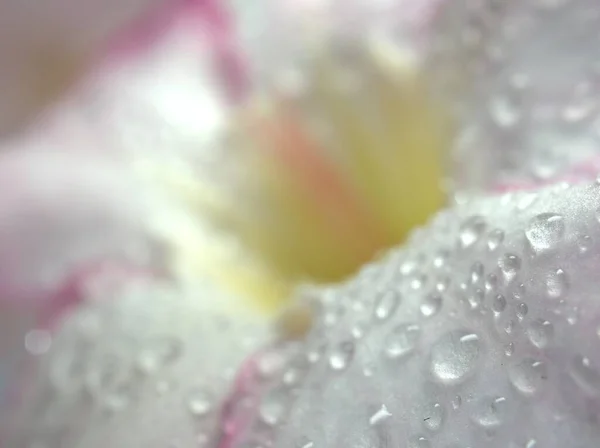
526,319,554,349
545,269,569,299
374,290,401,321
569,355,600,397
459,216,487,249
429,331,482,385
422,403,445,432
187,388,213,417
470,396,508,428
384,323,421,360
509,358,548,396
329,341,355,371
525,213,565,252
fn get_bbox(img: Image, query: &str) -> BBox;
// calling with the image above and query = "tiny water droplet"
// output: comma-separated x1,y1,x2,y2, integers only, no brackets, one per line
492,294,507,313
487,229,505,251
408,435,431,448
471,396,508,428
525,213,565,252
459,216,487,248
509,358,548,396
429,331,482,385
569,355,600,397
516,303,528,320
467,289,484,311
187,389,213,417
499,253,521,282
25,329,52,355
433,250,449,268
374,290,401,321
136,337,182,374
527,320,554,349
329,341,355,371
420,293,443,318
577,235,592,255
485,273,499,293
489,94,521,128
369,404,392,426
451,395,462,410
470,262,484,285
423,403,445,432
545,269,569,299
259,388,287,426
384,323,421,360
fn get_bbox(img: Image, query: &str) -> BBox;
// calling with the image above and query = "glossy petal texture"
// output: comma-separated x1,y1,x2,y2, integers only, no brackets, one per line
2,277,270,447
220,181,600,448
429,0,600,195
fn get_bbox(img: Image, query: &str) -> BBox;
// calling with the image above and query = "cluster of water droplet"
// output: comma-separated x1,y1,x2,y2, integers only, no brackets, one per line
220,181,600,448
3,280,269,448
428,0,600,194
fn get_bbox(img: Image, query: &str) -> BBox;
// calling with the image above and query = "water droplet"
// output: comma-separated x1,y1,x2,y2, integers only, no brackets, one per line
187,389,213,417
577,234,592,255
509,358,548,396
487,229,505,251
471,396,508,428
25,329,52,355
423,403,445,432
451,395,462,410
485,273,499,293
384,323,421,360
527,320,554,349
499,254,521,282
420,294,443,318
569,355,600,397
525,213,565,252
136,337,182,374
411,274,428,290
374,290,401,321
525,439,539,448
433,250,449,268
295,437,314,448
429,331,482,385
329,341,355,371
467,289,484,311
545,269,569,299
470,262,484,285
489,94,521,128
504,343,515,357
369,404,392,425
516,303,528,320
504,319,516,335
492,294,507,313
259,388,287,426
408,435,432,448
459,216,487,249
